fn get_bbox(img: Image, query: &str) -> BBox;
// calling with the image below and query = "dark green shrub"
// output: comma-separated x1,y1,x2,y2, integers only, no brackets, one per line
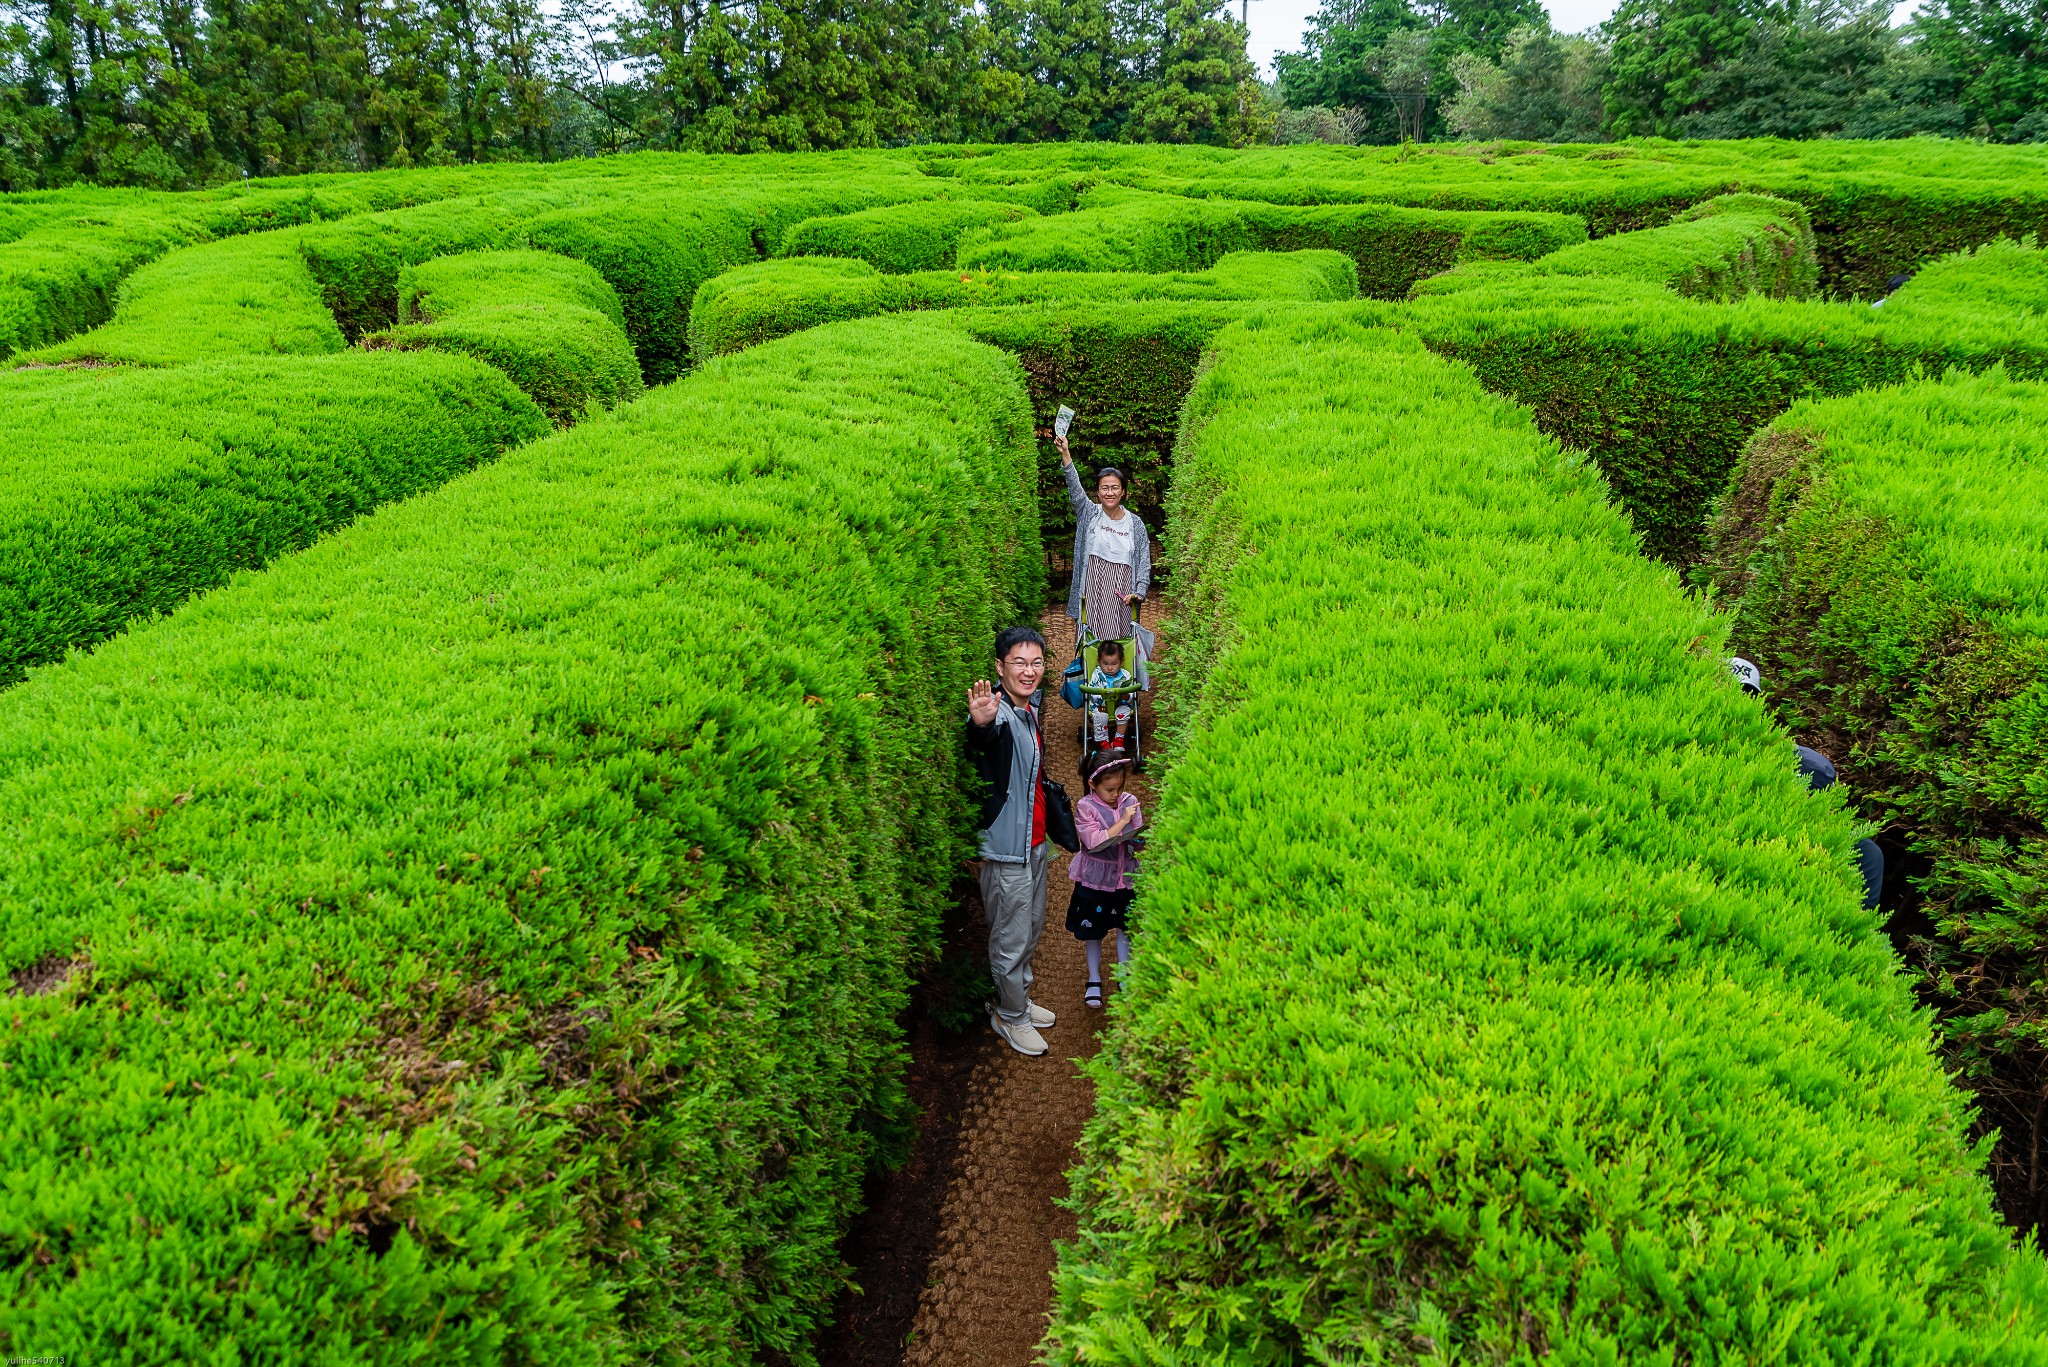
0,351,546,685
0,315,1039,1359
370,249,642,424
1698,368,2048,1229
779,199,1039,273
1046,306,2048,1363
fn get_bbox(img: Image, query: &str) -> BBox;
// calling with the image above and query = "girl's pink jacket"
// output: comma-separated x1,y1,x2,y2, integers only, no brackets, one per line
1071,792,1142,891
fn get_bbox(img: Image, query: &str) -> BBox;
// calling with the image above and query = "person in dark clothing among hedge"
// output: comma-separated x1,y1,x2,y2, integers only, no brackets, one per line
1730,658,1885,909
1797,744,1885,911
966,625,1060,1057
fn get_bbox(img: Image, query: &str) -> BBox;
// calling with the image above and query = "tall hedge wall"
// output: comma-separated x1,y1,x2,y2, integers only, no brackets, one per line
778,198,1040,273
12,231,345,367
0,351,546,686
1045,306,2048,1363
1386,272,2048,563
926,139,2048,296
954,185,1585,297
687,250,1354,364
371,249,642,424
0,315,1039,1361
1699,368,2048,1230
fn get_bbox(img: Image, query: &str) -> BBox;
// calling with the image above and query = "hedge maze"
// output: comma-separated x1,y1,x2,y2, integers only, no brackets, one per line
5,139,2048,1360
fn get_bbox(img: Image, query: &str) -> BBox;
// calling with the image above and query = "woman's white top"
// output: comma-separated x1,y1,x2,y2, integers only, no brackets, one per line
1090,508,1137,568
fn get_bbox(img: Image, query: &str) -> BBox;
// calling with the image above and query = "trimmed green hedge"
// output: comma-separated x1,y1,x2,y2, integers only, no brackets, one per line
1880,234,2048,320
927,139,2048,296
1046,306,2048,1364
0,171,577,363
778,199,1039,273
370,249,642,425
0,315,1039,1360
300,196,551,342
0,351,545,685
13,231,344,368
1699,368,2048,1222
516,182,926,383
1389,271,2048,563
1524,192,1818,301
688,250,1356,363
954,186,1584,297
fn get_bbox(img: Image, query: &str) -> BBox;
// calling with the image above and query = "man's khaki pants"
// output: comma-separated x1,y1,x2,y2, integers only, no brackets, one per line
980,842,1048,1023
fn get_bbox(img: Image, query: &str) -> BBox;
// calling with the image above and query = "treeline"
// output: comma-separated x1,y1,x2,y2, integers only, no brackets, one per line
0,0,1256,187
1275,0,2048,145
1,0,2041,190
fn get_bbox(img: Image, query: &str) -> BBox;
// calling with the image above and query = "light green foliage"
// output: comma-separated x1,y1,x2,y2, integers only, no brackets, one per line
957,186,1256,273
1530,191,1819,300
10,145,2048,1358
928,139,2048,295
299,197,553,341
0,172,567,363
1880,234,2048,321
515,179,935,383
0,316,1040,1360
955,185,1586,296
689,250,1357,362
1388,252,2048,561
779,199,1040,273
0,352,546,685
371,250,642,425
1700,372,2048,1123
1045,309,2048,1363
14,232,345,368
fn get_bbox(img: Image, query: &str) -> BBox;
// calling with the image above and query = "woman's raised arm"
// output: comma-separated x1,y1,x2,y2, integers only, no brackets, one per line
1057,436,1093,515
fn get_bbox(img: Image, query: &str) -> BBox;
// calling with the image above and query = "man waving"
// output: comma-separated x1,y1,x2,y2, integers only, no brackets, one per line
966,626,1060,1056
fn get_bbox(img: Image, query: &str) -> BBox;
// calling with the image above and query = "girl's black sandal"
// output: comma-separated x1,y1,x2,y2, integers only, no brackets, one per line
1084,980,1104,1008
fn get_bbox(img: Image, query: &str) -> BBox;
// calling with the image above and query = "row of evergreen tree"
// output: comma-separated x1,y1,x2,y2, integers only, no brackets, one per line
0,0,1259,187
0,0,2041,189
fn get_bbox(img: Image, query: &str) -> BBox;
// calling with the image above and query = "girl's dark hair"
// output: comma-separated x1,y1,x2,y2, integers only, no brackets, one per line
1095,466,1127,488
1096,638,1123,662
1081,749,1130,787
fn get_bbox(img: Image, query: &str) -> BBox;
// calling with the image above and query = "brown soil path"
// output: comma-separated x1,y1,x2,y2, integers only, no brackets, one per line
897,608,1160,1367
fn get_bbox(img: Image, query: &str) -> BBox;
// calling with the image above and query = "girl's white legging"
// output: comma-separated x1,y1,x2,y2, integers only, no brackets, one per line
1084,931,1132,984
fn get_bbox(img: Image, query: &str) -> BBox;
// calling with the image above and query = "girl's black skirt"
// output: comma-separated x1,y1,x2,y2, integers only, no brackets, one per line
1066,884,1133,941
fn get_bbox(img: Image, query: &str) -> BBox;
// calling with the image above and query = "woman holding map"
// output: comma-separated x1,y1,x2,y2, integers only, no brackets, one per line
1056,424,1151,645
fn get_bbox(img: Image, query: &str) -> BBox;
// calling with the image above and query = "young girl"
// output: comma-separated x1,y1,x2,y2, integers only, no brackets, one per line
1067,750,1141,1007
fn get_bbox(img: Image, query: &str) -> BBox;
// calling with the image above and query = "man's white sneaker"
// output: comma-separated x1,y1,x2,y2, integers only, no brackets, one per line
1028,1001,1056,1029
991,1013,1049,1056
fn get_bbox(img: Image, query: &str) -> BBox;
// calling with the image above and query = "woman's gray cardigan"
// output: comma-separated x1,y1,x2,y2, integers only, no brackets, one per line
1064,460,1152,622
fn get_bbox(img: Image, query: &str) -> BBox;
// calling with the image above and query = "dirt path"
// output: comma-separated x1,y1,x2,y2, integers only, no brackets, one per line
823,607,1163,1367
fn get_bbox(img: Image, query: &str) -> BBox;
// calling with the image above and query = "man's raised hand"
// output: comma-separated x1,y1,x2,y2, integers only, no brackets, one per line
968,678,998,726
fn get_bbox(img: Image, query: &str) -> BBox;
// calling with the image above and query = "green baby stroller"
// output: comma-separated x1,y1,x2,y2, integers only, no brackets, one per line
1060,600,1146,774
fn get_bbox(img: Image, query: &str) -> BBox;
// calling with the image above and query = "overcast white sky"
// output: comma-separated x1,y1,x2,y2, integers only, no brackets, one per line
1245,0,1926,78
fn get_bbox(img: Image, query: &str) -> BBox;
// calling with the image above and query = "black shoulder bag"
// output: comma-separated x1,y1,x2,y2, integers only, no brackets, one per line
1036,704,1079,853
